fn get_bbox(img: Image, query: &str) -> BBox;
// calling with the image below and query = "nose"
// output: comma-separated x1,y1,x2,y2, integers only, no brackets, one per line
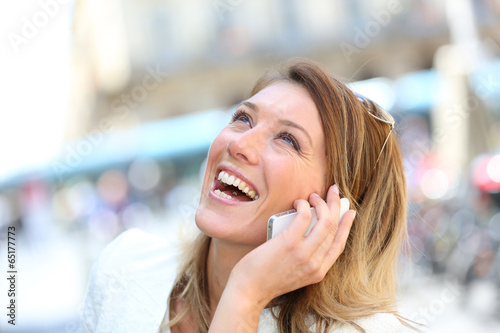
226,129,262,165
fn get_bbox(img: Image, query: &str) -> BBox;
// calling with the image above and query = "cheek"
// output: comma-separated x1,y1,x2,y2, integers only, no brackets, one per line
209,129,233,157
274,157,327,198
264,158,310,200
202,132,230,183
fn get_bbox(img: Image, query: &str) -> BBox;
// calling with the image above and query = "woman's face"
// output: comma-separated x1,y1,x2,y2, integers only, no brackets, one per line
196,82,328,246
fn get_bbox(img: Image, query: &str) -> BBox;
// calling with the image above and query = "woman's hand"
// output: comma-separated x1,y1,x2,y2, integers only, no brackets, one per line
233,184,355,304
209,185,355,332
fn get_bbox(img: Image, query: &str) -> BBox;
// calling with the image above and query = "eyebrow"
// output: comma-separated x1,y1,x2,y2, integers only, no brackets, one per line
239,101,258,111
238,101,313,146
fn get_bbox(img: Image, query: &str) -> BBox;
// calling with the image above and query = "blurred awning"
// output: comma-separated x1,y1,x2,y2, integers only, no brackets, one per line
0,109,231,187
393,59,500,114
393,70,440,114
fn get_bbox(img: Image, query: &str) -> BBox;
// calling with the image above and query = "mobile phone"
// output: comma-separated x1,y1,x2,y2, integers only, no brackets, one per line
266,198,350,241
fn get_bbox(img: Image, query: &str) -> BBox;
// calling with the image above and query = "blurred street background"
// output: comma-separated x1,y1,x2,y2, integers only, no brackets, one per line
1,0,500,332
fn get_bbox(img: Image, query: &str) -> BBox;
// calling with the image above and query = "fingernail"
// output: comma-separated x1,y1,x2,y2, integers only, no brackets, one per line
332,184,339,194
313,193,321,197
352,211,356,219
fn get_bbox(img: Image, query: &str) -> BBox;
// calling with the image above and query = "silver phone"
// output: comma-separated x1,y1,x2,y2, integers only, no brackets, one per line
266,198,350,241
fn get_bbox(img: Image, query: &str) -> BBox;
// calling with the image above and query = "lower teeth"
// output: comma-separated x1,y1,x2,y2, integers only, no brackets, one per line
214,189,232,199
214,189,258,200
214,190,233,199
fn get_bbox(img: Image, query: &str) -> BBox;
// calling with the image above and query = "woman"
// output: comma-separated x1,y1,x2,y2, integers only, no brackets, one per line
81,59,409,332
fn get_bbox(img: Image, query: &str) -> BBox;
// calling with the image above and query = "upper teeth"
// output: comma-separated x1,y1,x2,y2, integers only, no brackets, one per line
218,171,259,200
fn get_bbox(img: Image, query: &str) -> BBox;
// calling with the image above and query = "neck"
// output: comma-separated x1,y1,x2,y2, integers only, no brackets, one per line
206,238,255,315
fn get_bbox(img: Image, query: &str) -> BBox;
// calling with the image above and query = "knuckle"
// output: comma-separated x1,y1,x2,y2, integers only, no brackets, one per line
305,258,321,273
284,237,298,251
297,208,312,221
312,270,325,284
333,241,347,254
318,241,330,253
324,216,337,233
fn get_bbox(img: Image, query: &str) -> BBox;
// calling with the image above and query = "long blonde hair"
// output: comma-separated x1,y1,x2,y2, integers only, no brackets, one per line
166,59,409,332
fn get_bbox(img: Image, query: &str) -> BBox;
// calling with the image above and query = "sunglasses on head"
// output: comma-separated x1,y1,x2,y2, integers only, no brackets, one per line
354,93,395,167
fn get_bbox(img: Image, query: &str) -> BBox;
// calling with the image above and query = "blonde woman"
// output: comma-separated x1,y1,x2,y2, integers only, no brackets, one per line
82,59,410,332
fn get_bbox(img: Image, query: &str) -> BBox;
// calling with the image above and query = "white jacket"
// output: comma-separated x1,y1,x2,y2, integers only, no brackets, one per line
81,229,406,333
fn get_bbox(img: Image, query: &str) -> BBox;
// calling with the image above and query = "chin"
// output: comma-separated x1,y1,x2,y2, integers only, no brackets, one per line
194,204,267,246
194,206,226,238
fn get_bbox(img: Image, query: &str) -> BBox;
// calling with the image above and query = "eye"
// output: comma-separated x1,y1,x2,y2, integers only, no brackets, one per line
277,132,301,152
231,110,251,126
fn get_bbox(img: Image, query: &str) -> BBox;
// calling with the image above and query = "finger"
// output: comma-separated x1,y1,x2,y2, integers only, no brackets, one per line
305,186,340,257
326,184,341,222
286,199,312,241
322,209,356,269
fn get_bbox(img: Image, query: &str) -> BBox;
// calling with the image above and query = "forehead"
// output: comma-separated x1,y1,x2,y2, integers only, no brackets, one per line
248,82,316,117
246,82,323,135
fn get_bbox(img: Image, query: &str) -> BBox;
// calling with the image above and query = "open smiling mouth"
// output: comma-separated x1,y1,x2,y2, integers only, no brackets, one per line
212,171,259,202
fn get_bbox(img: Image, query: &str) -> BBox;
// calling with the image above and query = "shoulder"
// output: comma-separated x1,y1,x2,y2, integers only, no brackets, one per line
88,228,179,284
334,313,408,333
81,228,179,333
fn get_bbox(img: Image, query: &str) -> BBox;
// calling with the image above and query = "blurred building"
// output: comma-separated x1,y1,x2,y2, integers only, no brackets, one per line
67,0,500,142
